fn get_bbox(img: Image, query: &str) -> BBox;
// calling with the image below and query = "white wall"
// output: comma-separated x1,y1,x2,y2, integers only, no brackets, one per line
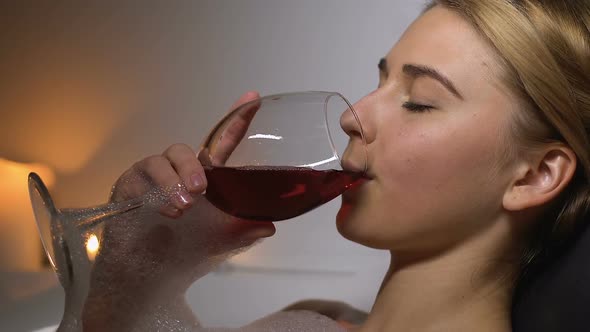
0,1,424,329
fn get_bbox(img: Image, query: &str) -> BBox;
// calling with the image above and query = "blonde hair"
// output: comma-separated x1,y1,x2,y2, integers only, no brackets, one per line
426,0,590,275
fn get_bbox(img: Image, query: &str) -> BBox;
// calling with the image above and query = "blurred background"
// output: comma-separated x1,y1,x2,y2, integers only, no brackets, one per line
0,1,422,330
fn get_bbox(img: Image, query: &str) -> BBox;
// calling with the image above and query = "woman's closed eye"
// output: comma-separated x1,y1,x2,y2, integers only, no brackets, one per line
402,101,435,113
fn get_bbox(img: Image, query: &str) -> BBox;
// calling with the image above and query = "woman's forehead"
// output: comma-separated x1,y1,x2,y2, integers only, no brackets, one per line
383,6,503,94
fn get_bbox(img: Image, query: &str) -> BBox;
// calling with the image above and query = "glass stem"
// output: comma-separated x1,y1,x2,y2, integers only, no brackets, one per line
60,197,145,232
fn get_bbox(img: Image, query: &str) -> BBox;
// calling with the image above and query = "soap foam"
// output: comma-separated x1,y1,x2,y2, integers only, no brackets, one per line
200,311,347,332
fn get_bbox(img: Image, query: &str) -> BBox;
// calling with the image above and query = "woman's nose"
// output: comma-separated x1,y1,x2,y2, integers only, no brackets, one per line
340,93,376,145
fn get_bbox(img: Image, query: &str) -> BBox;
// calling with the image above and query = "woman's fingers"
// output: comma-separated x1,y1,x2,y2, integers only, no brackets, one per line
228,91,260,112
109,167,147,203
210,91,261,165
163,143,208,195
113,91,261,219
135,154,188,218
114,144,207,218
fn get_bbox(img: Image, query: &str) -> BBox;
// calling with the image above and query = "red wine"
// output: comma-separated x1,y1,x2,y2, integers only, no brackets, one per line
204,166,365,221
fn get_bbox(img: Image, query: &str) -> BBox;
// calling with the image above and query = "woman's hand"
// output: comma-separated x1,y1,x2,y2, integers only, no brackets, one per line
109,143,207,218
106,90,275,252
109,91,262,218
91,91,272,278
82,92,276,330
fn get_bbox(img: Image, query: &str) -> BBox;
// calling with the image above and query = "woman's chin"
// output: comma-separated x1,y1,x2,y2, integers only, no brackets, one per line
336,200,363,241
336,200,392,249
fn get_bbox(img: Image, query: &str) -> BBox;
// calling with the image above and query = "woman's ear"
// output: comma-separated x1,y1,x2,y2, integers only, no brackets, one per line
503,144,577,211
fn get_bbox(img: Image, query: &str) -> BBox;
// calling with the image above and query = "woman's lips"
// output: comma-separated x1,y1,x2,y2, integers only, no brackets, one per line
343,175,370,199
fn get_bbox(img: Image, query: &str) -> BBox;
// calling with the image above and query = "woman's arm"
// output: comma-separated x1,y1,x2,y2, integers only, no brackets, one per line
79,92,276,331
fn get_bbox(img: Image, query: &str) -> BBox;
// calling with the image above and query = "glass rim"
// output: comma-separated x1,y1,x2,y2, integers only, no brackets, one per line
28,172,70,287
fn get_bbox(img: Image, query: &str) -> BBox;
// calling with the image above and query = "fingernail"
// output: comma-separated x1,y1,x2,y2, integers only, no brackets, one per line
176,191,193,207
191,173,204,191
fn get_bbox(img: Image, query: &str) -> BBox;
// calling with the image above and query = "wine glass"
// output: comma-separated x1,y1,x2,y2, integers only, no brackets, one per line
27,90,367,293
198,91,368,221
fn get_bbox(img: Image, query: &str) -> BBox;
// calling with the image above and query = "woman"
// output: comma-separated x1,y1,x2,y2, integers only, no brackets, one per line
97,0,590,331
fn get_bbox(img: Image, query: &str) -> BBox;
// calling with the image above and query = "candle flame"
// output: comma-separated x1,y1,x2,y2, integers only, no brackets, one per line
86,234,100,261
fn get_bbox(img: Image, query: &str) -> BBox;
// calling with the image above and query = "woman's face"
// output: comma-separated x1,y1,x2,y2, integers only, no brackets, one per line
338,6,521,254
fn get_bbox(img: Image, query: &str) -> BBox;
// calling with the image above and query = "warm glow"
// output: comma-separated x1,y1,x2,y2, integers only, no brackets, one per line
0,158,55,195
1,68,136,174
0,158,55,271
86,234,100,261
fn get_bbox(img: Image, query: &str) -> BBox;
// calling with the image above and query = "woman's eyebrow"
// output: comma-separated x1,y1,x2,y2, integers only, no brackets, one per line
402,63,464,100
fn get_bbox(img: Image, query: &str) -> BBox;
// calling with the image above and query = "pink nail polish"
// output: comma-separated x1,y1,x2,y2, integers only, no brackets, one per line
191,174,204,191
176,192,193,206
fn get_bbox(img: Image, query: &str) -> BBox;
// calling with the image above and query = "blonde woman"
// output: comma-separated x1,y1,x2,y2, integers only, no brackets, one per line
92,1,590,331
